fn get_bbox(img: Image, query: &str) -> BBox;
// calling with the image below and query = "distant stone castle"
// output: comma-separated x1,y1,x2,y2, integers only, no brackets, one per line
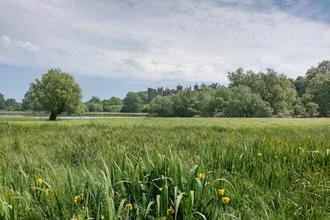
147,84,199,102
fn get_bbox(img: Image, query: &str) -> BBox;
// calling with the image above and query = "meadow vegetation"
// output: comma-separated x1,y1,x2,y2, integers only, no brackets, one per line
0,117,330,219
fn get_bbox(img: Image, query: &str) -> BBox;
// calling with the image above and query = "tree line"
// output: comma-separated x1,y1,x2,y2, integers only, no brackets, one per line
148,60,330,117
1,59,329,120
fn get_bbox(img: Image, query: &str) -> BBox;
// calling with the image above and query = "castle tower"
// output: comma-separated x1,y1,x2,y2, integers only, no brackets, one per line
194,83,198,91
177,84,183,91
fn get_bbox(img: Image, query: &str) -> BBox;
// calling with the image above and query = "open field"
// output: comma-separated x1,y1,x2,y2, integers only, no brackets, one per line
0,117,330,219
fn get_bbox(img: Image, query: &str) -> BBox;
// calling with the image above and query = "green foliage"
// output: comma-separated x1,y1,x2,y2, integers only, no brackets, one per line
136,91,148,104
292,76,306,97
171,90,198,117
86,96,102,105
305,59,330,80
86,102,103,112
28,68,83,120
303,71,330,117
149,96,173,116
121,92,142,113
305,102,319,117
1,117,330,219
107,97,123,106
22,91,32,110
227,68,296,116
0,93,5,109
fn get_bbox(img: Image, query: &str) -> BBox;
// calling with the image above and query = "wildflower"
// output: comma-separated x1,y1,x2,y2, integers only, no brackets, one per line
77,214,83,220
162,217,167,220
222,197,230,203
270,142,272,145
198,173,205,179
167,206,174,215
125,204,133,211
159,188,163,192
36,179,43,185
279,140,281,142
218,189,225,195
299,147,302,150
167,168,170,173
126,178,129,181
74,195,81,203
219,156,221,159
274,156,278,159
101,215,105,220
82,205,84,210
309,136,311,138
314,150,319,154
264,138,266,140
258,153,262,157
284,157,287,160
212,195,216,199
45,188,51,195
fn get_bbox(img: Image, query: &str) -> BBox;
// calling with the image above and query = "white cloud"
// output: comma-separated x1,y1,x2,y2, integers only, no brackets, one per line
0,0,330,84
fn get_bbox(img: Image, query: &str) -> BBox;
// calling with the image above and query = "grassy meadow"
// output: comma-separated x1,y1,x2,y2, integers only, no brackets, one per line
0,117,330,219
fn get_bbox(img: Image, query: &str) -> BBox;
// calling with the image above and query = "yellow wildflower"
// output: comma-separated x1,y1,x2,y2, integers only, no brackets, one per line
219,156,221,159
218,189,225,195
198,173,205,179
222,197,230,203
159,188,163,192
167,168,170,173
299,147,302,150
284,157,287,160
162,217,167,220
125,204,133,211
212,195,216,199
258,153,262,157
279,140,281,142
167,206,174,215
274,156,278,159
74,195,81,203
36,179,43,186
45,188,51,195
314,150,319,154
77,214,82,220
126,178,129,181
101,215,105,220
82,205,84,210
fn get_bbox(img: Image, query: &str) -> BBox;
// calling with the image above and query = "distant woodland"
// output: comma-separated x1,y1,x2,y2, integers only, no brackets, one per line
1,59,329,117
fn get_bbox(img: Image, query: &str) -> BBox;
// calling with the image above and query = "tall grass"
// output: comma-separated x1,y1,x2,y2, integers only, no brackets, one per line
0,118,330,219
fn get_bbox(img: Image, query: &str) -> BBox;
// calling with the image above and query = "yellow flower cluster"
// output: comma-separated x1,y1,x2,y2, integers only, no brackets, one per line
74,193,84,203
167,206,174,215
314,150,319,154
45,188,52,196
218,189,225,195
274,155,278,159
159,188,163,192
36,179,43,186
222,197,230,203
125,203,133,211
258,153,262,157
77,214,82,220
198,173,205,179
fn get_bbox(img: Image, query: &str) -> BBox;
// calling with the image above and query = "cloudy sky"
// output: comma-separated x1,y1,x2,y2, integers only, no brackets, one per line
1,0,330,101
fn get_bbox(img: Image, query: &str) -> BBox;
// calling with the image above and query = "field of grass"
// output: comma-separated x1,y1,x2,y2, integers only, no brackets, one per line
0,117,330,219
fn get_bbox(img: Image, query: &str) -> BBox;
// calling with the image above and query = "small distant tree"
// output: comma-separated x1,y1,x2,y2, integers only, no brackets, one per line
0,93,5,109
28,68,83,121
22,91,32,111
87,103,103,112
121,92,142,113
108,97,122,105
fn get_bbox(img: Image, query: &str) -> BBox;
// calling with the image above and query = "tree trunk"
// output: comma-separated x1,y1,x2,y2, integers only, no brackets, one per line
49,112,57,121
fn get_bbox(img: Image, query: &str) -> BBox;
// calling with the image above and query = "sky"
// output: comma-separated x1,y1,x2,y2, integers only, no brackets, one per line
0,0,330,102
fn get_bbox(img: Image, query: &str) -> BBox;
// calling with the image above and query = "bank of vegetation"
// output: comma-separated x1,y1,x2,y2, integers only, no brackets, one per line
0,117,330,219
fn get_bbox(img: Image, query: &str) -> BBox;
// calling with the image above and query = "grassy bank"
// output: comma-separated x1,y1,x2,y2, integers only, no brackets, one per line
0,118,330,219
0,111,148,117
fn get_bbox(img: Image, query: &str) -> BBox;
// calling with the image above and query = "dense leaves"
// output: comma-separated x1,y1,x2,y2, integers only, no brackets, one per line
28,68,83,120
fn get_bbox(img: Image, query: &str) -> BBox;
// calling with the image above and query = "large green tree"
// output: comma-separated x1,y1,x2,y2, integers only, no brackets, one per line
121,92,142,113
28,68,83,120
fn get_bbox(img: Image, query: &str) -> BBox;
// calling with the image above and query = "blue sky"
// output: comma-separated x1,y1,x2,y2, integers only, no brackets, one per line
1,0,330,102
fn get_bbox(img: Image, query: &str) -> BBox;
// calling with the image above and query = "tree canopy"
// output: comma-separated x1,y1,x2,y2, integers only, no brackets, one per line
28,68,83,120
121,92,142,113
